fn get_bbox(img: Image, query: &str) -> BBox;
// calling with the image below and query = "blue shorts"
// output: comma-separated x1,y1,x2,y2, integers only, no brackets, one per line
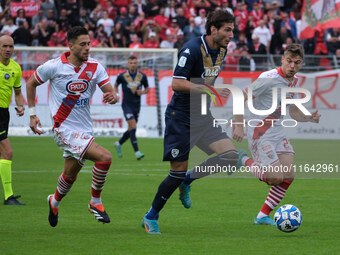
163,116,228,161
122,105,139,121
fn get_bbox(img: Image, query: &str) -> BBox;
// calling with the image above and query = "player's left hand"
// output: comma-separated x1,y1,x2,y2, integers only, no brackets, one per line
103,92,118,104
309,110,321,123
232,125,244,142
15,105,25,116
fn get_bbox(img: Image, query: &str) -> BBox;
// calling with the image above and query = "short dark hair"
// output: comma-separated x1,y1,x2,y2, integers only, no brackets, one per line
128,55,137,61
284,43,304,59
67,26,88,43
205,10,234,35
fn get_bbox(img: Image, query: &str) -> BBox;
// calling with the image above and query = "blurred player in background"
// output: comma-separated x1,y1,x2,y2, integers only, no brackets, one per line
113,55,149,160
237,44,321,225
0,35,25,205
26,26,118,227
142,10,244,234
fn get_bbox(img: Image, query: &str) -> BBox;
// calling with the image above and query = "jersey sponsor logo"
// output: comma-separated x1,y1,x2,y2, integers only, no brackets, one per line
62,97,90,107
171,148,179,158
201,66,220,79
56,74,73,78
178,56,187,67
127,81,141,89
4,73,10,79
66,79,89,95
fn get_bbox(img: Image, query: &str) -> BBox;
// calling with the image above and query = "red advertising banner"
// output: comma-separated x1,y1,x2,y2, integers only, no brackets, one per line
10,1,40,18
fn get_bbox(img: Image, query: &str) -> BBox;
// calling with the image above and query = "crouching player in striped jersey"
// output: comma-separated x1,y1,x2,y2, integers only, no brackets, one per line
236,44,321,225
26,27,118,227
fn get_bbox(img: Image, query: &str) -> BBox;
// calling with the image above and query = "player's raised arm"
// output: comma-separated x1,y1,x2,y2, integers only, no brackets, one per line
26,74,43,135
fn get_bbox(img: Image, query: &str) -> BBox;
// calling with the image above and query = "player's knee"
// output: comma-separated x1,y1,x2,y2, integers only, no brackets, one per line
284,169,295,183
217,150,238,167
100,149,112,162
3,148,13,160
265,170,283,185
266,176,283,186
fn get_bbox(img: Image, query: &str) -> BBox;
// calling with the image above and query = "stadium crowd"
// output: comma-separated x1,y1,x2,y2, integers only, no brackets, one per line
1,0,339,67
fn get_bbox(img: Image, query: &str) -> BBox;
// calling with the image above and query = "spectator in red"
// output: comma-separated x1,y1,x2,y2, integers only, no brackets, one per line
166,19,182,44
225,48,241,71
144,32,160,48
105,0,117,20
234,2,248,29
181,1,195,19
47,32,62,47
89,30,101,47
57,24,68,46
154,7,170,41
134,12,147,32
129,33,144,48
249,3,263,26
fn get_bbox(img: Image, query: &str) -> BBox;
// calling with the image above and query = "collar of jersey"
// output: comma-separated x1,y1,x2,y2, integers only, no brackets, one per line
200,35,220,56
61,51,87,67
276,67,286,78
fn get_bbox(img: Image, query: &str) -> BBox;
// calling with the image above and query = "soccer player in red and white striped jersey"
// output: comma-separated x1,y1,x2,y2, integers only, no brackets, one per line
26,26,118,227
236,44,321,225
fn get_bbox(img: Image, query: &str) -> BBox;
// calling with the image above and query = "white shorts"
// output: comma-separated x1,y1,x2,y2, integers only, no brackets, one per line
249,136,295,167
53,128,94,165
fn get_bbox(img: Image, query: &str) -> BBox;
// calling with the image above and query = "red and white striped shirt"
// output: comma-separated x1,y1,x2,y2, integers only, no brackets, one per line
34,52,110,133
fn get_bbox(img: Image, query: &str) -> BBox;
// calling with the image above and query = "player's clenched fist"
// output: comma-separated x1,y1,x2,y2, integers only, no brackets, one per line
103,92,118,104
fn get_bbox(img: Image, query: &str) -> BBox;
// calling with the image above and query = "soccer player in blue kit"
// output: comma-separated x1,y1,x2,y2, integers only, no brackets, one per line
114,55,149,160
142,10,244,234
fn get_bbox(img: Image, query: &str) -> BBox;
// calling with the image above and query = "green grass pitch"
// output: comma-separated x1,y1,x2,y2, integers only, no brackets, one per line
0,137,339,255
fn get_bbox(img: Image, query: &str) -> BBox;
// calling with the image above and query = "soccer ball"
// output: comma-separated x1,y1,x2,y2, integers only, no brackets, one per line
274,204,302,232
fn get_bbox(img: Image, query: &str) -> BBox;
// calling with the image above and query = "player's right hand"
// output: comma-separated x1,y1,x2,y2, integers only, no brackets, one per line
30,116,44,135
232,125,244,142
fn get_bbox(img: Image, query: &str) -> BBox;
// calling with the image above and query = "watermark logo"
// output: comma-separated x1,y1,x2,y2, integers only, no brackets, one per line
201,84,311,116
